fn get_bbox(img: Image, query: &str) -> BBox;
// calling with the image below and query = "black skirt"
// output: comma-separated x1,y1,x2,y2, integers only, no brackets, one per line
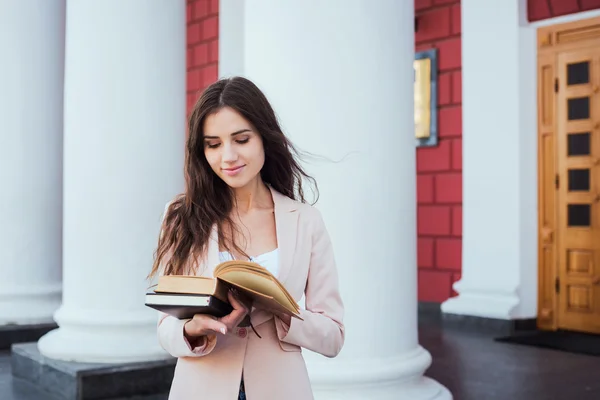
238,378,246,400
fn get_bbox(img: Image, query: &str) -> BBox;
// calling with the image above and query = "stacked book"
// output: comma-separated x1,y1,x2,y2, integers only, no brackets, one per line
145,260,301,321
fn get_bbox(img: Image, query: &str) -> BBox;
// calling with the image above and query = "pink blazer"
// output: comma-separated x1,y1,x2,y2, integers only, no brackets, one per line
156,187,345,399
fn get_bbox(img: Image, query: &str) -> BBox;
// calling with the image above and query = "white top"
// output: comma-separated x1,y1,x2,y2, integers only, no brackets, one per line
218,248,280,278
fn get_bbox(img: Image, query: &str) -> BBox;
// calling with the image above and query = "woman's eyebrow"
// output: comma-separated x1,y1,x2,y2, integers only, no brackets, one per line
203,129,251,140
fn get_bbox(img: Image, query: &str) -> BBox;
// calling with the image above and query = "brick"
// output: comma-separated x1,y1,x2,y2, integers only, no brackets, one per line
437,38,461,71
451,70,461,104
549,0,580,16
415,0,433,11
187,22,201,47
187,48,193,69
208,39,219,63
202,64,218,87
435,173,462,203
209,0,219,14
187,3,192,23
451,138,462,170
187,69,202,91
418,270,452,302
452,206,462,236
192,0,211,21
417,139,451,172
202,16,219,40
418,237,434,268
451,272,462,297
415,7,451,43
438,106,461,138
528,0,552,21
193,43,209,67
438,72,452,106
417,174,434,203
581,0,600,11
418,205,451,235
436,238,461,271
416,42,435,53
187,94,197,113
451,3,461,35
433,0,457,5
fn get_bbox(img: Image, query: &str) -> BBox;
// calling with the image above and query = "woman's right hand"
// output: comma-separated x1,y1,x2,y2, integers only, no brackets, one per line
184,289,249,338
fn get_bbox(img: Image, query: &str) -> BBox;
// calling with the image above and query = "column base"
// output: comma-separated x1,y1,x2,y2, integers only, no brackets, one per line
313,377,451,400
308,346,452,400
38,305,172,363
441,285,519,320
38,325,171,364
0,282,61,325
11,342,175,400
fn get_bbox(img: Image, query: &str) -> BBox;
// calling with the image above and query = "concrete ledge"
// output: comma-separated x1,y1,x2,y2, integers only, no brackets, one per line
11,342,175,400
441,312,537,336
0,323,57,350
418,301,536,336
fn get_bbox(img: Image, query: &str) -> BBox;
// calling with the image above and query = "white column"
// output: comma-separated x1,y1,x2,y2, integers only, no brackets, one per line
37,0,186,363
0,1,64,325
441,0,539,319
224,1,451,398
218,0,245,78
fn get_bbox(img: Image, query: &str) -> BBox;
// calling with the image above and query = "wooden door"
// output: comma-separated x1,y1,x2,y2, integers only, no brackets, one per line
537,16,600,334
556,47,600,333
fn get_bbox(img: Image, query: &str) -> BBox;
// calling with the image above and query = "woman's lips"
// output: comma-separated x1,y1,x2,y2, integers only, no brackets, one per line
222,165,245,176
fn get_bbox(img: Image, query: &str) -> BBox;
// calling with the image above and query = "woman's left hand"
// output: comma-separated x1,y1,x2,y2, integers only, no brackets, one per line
218,289,250,333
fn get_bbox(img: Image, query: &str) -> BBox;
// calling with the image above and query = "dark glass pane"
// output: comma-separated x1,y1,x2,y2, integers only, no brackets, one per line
567,62,590,85
568,133,591,156
568,169,590,191
568,204,591,227
568,97,590,120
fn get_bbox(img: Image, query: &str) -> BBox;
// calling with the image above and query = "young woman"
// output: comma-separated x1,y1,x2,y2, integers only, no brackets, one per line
148,77,345,400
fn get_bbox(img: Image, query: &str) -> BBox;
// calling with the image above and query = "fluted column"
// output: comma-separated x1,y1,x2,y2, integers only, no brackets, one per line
38,0,186,363
220,1,452,398
0,0,65,326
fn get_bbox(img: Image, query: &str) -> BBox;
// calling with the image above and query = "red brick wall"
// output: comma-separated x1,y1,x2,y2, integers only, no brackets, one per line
186,0,219,113
415,0,462,303
528,0,600,21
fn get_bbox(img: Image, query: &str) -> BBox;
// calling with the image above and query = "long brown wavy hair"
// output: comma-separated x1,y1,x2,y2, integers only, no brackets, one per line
148,76,317,278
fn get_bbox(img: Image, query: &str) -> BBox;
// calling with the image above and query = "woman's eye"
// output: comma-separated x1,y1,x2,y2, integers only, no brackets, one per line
236,138,249,144
205,142,220,149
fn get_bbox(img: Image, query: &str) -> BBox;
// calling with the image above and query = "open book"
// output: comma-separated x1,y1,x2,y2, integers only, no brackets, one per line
145,260,301,321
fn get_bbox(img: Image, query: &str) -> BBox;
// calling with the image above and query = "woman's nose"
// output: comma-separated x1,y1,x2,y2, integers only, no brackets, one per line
222,143,238,162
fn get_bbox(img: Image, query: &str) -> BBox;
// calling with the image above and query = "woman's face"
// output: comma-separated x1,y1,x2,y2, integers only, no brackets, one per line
203,106,265,190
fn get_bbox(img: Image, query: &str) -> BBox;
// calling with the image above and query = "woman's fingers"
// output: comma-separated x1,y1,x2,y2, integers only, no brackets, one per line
228,289,249,312
204,318,228,335
218,290,249,331
221,306,246,328
188,314,228,336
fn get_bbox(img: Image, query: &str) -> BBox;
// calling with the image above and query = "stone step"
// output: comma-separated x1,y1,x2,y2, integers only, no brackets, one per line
0,324,57,351
1,350,61,400
8,345,174,400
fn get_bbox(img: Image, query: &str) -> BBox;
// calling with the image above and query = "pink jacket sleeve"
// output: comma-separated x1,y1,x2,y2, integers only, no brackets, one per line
276,209,345,358
154,200,217,358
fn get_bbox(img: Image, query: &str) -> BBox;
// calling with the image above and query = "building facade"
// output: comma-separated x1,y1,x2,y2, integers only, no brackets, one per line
2,0,600,399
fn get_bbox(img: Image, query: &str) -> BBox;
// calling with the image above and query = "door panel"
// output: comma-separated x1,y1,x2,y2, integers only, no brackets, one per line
537,53,558,330
556,47,600,334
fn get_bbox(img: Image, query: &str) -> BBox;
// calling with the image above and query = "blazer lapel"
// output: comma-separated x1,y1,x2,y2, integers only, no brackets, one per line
270,186,298,285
